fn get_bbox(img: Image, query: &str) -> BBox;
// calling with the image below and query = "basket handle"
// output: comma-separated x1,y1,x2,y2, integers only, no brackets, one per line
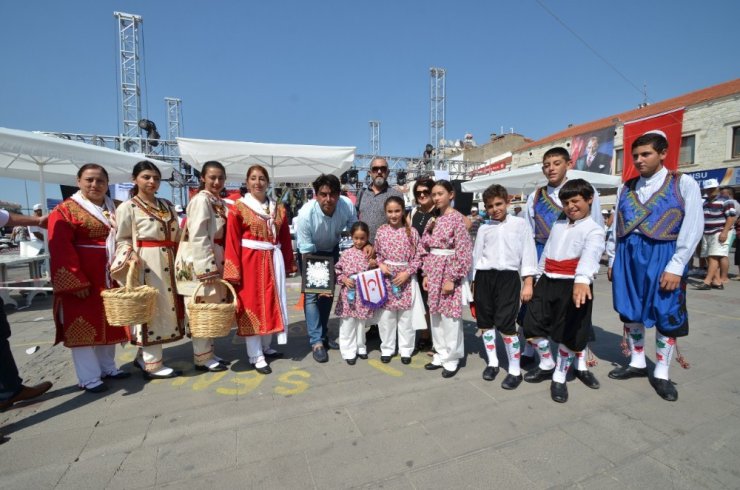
125,262,139,290
191,279,238,307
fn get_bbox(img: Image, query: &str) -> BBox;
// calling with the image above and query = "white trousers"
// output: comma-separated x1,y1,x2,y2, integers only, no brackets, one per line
71,345,117,388
430,314,464,371
245,334,273,364
339,318,367,360
140,344,164,372
378,309,416,357
192,337,215,366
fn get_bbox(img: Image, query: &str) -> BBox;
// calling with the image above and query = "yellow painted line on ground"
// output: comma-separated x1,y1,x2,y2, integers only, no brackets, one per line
274,369,311,396
367,359,404,377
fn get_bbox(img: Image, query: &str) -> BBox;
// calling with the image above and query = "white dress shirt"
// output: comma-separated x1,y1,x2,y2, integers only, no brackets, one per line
606,166,703,276
471,215,538,279
540,216,605,285
525,178,604,236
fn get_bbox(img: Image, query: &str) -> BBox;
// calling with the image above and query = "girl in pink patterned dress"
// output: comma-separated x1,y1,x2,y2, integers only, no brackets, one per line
335,222,374,364
421,180,473,378
375,197,424,364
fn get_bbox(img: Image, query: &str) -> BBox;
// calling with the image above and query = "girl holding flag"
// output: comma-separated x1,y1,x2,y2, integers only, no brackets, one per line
335,221,375,365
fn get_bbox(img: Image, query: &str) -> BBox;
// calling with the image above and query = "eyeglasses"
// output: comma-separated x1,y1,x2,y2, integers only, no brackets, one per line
415,190,430,197
370,166,388,173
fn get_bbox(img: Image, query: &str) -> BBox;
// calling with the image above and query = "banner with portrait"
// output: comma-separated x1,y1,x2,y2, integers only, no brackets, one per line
570,126,616,175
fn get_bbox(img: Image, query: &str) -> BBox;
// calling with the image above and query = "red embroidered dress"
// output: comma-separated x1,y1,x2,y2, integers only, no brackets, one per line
223,199,295,336
49,199,129,347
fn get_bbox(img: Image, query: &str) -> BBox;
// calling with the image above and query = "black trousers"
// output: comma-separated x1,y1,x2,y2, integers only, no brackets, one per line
0,298,22,398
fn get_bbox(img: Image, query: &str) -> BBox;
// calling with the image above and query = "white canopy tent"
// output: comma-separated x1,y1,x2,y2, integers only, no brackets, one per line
0,127,170,211
461,166,622,194
177,137,356,184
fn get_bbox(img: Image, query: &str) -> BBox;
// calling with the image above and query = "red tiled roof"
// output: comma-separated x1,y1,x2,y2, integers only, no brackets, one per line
516,78,740,152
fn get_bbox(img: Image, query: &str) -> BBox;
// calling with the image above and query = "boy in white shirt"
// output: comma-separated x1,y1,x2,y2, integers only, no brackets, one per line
522,179,605,403
471,185,537,390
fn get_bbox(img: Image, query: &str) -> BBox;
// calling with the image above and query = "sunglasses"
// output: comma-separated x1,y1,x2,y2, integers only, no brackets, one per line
415,190,430,197
370,166,388,173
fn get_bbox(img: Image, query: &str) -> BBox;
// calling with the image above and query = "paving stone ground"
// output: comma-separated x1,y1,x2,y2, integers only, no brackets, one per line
1,265,739,489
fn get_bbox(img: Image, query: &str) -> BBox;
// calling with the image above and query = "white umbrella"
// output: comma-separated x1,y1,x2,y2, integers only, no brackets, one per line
177,137,356,184
461,166,622,193
0,126,171,211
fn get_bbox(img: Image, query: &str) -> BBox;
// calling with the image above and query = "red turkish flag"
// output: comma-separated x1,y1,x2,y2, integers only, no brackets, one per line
622,108,684,182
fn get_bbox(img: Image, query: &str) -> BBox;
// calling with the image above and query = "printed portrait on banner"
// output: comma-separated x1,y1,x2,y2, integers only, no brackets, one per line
570,126,616,175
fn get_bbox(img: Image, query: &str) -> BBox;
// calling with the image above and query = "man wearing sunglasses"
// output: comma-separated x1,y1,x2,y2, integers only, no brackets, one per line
356,157,404,244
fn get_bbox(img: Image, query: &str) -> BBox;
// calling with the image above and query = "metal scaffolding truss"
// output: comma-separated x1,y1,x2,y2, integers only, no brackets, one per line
430,67,446,154
164,97,183,151
369,120,380,156
114,11,143,154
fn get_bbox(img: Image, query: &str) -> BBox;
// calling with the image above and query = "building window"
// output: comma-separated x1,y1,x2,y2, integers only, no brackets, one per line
733,126,740,158
614,148,623,174
679,135,695,165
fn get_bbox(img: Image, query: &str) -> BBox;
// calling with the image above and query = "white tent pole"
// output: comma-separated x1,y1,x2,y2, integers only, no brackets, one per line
39,163,50,276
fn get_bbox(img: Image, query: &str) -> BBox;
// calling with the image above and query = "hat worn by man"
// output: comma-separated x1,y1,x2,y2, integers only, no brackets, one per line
32,203,43,211
702,178,720,190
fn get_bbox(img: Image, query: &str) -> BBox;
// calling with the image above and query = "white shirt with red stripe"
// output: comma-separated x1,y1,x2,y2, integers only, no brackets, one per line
539,216,605,285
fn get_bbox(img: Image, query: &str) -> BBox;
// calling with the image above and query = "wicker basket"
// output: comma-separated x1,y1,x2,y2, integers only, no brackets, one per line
187,279,237,338
102,265,158,326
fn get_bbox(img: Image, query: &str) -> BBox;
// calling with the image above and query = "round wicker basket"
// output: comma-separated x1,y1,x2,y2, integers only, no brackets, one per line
187,279,237,338
102,265,158,326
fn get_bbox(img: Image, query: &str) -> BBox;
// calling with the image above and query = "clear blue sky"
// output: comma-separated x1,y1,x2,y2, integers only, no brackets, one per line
1,0,737,210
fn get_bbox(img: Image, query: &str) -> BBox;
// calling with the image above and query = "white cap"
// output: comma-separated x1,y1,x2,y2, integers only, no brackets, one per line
33,203,43,211
643,129,667,139
470,206,478,212
175,205,184,213
702,178,720,190
601,209,609,214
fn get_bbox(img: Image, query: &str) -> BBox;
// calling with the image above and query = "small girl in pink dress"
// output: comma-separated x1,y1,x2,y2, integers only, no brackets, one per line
375,196,424,364
421,180,473,378
335,222,374,364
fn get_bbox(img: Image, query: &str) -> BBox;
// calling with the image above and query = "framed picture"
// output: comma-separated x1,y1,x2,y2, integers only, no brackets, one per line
301,254,335,294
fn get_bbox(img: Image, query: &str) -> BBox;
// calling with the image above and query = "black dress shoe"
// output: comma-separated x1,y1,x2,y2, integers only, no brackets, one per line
574,370,600,389
523,367,555,383
482,366,499,381
550,381,568,403
312,346,328,363
195,363,228,373
381,355,391,363
85,383,109,394
651,378,678,401
325,339,340,350
608,365,648,380
346,357,357,366
254,364,272,375
401,357,411,365
441,368,458,378
264,351,284,359
711,283,724,290
501,373,523,390
694,283,711,290
424,362,443,370
216,358,232,366
144,369,183,380
103,371,132,379
358,353,368,360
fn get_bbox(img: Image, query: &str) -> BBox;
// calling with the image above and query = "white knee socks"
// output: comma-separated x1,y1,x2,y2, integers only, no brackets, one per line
553,345,575,384
654,333,675,381
482,329,498,367
502,333,521,376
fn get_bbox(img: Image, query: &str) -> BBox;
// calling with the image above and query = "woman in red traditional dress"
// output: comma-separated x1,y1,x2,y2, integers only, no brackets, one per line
48,164,131,393
224,165,296,374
